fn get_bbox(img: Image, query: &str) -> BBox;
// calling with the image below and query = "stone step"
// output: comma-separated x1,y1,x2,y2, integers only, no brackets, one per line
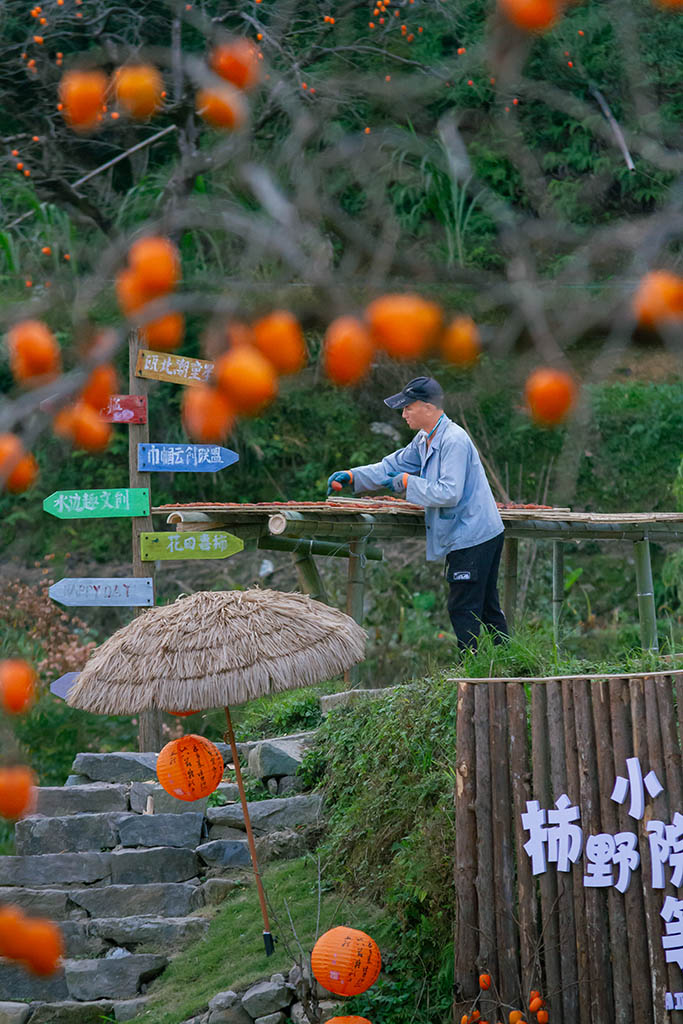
15,812,204,855
0,953,167,1003
0,847,199,887
35,783,129,817
206,793,323,835
58,915,209,957
24,997,147,1023
0,881,204,920
68,734,317,784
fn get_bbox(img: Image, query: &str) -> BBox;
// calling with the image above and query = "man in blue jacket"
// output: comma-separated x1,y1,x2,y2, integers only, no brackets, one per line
328,376,509,652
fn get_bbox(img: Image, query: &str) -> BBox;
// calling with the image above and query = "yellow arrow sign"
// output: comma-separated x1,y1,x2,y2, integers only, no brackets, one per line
135,349,214,387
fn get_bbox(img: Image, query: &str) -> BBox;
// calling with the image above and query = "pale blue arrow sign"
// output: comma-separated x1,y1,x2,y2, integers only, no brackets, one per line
137,443,239,473
50,672,79,701
49,577,154,607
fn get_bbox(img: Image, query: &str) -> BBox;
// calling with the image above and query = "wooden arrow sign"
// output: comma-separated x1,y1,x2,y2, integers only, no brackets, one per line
138,443,239,473
135,349,213,387
100,395,148,424
140,531,244,561
43,487,150,519
49,577,154,607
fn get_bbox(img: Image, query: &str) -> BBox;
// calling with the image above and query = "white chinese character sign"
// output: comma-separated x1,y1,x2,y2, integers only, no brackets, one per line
522,755,683,1010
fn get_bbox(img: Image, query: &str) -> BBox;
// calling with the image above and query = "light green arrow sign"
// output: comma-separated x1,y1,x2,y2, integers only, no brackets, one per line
140,531,244,561
44,488,150,519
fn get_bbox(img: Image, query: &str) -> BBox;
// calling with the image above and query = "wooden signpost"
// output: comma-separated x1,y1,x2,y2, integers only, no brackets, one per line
137,442,239,473
49,577,154,607
135,348,213,387
140,530,244,561
100,395,148,424
43,487,150,519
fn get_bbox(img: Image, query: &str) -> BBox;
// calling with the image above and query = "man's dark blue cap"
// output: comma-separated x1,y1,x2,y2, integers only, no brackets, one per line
384,376,444,410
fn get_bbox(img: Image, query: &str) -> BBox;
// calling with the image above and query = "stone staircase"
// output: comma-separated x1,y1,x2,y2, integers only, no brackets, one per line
0,736,321,1024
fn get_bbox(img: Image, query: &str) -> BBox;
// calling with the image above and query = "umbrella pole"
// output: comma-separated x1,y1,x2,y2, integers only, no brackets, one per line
223,706,275,957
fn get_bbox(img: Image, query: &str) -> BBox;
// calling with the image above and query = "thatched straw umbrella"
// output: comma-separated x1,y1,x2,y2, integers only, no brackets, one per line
67,588,366,954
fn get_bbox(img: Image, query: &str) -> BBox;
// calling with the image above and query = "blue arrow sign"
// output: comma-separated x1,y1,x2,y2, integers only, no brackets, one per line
137,443,239,473
50,671,79,701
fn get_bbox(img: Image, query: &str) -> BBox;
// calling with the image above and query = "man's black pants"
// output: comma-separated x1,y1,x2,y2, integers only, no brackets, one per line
445,532,509,652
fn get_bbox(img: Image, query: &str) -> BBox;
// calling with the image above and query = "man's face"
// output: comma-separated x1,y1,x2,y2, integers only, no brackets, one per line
402,400,436,431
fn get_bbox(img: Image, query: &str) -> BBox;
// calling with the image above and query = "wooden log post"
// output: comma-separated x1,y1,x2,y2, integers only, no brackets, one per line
474,684,497,1020
345,538,366,688
573,679,614,1023
547,679,577,1024
630,675,668,1018
610,676,652,1023
562,680,592,1024
129,331,162,753
591,679,633,1024
489,680,520,1006
502,537,518,631
531,685,563,1016
634,537,659,653
507,682,538,1004
552,541,564,647
454,681,478,1011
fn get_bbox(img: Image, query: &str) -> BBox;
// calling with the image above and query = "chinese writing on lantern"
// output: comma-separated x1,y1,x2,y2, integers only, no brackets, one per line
521,757,683,977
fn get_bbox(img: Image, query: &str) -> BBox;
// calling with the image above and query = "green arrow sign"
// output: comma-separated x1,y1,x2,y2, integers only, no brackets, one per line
44,488,150,519
140,531,244,561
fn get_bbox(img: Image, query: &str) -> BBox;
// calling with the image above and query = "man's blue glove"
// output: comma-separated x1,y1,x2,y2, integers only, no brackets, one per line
327,470,353,496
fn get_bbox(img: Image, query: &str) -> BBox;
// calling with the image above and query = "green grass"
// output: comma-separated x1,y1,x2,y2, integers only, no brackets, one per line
129,857,391,1024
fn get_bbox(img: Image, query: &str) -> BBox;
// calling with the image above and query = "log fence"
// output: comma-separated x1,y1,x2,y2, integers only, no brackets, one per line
453,668,683,1024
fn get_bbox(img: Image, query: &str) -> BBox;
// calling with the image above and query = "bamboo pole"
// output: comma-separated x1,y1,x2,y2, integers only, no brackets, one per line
502,537,518,630
128,331,162,754
292,552,328,604
261,535,383,561
223,707,274,956
454,681,478,1011
552,541,564,647
634,538,659,652
267,510,424,540
345,539,366,687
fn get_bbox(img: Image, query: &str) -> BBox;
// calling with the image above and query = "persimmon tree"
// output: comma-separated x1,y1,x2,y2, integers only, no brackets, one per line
0,0,682,978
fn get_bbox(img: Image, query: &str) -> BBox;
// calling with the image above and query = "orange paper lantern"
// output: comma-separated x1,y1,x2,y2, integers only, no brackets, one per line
156,734,224,801
311,926,381,997
326,1018,374,1024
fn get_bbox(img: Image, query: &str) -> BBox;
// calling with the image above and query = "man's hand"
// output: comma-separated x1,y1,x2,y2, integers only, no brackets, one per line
389,472,410,493
327,470,353,496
